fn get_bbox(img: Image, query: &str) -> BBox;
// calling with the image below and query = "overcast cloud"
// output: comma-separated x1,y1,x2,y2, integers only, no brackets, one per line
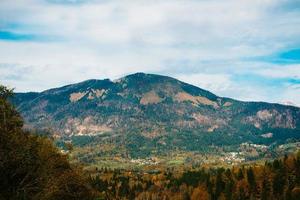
0,0,300,106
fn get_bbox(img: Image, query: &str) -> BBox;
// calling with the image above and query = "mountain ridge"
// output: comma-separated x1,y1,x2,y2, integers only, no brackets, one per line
12,72,300,158
13,72,299,108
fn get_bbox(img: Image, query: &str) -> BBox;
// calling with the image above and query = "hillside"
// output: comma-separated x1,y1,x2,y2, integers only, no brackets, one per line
0,85,95,199
12,73,300,160
3,83,300,200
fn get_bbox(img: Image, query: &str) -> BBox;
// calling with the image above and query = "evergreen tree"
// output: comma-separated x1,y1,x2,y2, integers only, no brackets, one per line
246,167,256,194
261,173,270,200
237,169,244,181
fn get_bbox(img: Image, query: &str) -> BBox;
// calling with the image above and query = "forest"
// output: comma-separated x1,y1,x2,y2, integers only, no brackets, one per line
1,84,300,200
89,152,300,200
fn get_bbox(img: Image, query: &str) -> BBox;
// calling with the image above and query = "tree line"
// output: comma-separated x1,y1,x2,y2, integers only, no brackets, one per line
90,152,300,200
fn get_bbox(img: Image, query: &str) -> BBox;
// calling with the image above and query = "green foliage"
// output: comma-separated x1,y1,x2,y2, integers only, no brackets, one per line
11,73,300,160
0,85,95,200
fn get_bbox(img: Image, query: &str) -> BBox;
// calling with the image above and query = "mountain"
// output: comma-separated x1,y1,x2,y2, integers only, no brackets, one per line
12,73,300,158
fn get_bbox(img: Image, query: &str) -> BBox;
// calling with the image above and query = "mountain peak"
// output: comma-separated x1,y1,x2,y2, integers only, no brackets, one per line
12,73,300,158
123,72,178,83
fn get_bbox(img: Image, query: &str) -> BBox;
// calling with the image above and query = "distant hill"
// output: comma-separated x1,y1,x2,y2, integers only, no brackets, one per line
12,73,300,157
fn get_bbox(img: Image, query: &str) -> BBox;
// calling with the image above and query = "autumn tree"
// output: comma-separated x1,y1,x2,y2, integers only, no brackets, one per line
0,85,95,200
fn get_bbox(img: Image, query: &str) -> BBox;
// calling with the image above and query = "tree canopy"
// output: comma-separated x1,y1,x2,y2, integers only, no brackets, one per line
0,85,95,200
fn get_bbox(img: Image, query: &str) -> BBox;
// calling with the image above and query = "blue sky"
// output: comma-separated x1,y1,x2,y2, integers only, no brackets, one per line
0,0,300,106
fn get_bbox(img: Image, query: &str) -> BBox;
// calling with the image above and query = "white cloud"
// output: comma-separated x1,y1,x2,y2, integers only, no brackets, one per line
255,64,300,79
0,0,300,106
280,84,300,107
172,72,280,104
174,73,233,95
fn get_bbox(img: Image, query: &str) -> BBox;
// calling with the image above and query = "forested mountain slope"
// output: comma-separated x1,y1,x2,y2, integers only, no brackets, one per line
12,73,300,157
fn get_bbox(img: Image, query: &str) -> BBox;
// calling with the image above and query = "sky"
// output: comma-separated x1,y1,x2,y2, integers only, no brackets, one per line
0,0,300,106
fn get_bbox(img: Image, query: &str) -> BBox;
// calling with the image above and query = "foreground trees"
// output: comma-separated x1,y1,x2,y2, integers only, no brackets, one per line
0,85,95,200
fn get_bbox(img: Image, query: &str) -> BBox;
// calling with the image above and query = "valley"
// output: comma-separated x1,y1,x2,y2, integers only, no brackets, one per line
2,73,300,199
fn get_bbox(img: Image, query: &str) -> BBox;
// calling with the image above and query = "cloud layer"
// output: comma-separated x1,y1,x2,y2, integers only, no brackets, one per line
0,0,300,106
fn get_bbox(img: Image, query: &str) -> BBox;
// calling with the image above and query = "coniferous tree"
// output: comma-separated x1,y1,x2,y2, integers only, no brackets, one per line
247,167,256,195
237,169,244,181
